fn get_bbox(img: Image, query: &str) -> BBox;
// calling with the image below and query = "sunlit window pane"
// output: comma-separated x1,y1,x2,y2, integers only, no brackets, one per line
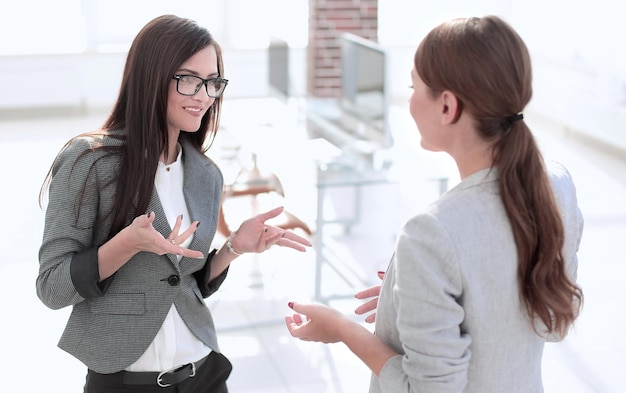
84,0,216,52
0,0,308,55
225,0,308,49
0,0,85,55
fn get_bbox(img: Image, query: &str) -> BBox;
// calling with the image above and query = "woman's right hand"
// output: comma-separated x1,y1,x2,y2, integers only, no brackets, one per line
354,271,385,323
285,302,350,343
126,211,204,259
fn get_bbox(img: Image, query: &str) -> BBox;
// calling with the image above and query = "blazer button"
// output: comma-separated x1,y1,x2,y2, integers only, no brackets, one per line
167,275,180,286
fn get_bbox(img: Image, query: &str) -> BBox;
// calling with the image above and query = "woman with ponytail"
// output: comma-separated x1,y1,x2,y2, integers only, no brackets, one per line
285,15,583,392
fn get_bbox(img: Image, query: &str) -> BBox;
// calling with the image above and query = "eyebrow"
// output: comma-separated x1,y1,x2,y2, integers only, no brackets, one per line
177,68,219,78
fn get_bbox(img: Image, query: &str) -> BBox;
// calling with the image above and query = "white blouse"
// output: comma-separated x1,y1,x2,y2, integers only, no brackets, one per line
125,143,211,372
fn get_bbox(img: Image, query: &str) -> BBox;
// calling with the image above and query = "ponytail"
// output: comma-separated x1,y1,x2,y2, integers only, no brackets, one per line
495,121,583,336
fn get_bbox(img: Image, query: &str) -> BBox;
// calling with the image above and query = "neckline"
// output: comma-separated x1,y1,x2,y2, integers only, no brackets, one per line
161,143,182,172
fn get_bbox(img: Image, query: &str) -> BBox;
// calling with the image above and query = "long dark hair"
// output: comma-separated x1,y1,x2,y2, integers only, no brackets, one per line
41,15,224,240
415,16,582,336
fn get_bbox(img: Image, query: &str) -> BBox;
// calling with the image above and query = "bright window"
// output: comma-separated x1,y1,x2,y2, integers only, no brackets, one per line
0,0,85,55
0,0,308,56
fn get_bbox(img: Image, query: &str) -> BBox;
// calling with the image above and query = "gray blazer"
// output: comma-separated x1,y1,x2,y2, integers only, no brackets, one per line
37,133,225,374
370,162,583,393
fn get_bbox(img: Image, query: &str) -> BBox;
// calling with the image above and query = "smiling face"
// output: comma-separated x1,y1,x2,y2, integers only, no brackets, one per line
167,44,219,134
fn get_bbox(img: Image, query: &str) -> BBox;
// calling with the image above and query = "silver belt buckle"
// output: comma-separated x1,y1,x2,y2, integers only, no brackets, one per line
156,361,196,388
156,370,172,388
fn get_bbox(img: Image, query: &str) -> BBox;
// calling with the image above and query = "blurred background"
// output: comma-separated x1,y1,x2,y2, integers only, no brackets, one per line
1,0,625,146
1,1,624,392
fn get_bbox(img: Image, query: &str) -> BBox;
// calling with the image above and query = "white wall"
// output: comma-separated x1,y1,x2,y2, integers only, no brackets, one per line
0,53,124,111
510,0,626,151
0,47,309,115
378,0,626,151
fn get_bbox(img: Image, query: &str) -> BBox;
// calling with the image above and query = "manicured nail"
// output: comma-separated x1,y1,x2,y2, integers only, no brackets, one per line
197,221,201,228
288,301,294,309
264,227,268,233
378,271,385,275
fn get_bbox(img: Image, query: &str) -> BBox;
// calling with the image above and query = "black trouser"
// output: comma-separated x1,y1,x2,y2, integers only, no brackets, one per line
84,351,232,393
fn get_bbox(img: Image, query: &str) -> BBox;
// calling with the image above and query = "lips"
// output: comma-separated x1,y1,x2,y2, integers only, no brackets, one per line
183,106,205,117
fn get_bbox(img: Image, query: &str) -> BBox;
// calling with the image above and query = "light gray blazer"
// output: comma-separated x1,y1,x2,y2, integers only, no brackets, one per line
370,162,583,393
37,132,225,374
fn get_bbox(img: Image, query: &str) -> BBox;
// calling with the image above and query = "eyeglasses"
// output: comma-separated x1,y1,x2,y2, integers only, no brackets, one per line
172,74,229,98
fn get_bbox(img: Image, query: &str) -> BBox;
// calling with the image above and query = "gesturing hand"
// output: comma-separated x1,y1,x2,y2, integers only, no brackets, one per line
127,211,204,259
354,271,385,323
285,302,347,343
229,206,312,254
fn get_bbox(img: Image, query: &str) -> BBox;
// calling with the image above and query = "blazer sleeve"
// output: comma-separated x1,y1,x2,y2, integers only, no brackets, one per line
548,161,584,284
37,137,111,309
193,248,229,298
543,161,584,341
378,213,471,393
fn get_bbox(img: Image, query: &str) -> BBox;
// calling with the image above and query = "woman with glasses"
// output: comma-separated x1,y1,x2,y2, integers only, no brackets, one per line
37,14,311,393
285,15,583,393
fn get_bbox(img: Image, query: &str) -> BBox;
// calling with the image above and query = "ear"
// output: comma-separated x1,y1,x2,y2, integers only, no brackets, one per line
440,91,462,124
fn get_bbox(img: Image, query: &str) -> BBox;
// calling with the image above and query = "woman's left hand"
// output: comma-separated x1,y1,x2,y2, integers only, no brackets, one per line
354,271,385,323
230,206,312,254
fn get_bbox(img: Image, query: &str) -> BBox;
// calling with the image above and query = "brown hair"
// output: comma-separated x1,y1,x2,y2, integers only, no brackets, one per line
415,16,582,336
41,15,225,239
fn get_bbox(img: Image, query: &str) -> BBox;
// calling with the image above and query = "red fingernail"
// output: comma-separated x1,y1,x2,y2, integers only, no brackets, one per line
288,301,294,309
378,271,385,275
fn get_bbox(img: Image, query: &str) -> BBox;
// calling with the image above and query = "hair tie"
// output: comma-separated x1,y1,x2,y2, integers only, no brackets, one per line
507,113,524,123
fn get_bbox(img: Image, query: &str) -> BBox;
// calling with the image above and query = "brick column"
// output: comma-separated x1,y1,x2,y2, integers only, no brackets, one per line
308,0,379,97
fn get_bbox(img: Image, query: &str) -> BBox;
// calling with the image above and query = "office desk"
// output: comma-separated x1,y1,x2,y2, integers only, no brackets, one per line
313,159,394,303
312,149,452,303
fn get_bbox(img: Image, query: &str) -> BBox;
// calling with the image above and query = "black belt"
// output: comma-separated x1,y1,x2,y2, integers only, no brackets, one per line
121,355,208,388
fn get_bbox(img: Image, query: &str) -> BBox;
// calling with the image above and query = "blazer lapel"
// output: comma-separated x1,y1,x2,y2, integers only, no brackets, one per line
146,189,181,267
180,138,222,260
146,138,222,269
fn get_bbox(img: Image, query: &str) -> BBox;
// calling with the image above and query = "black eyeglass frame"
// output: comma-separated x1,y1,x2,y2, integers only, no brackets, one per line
172,74,229,98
